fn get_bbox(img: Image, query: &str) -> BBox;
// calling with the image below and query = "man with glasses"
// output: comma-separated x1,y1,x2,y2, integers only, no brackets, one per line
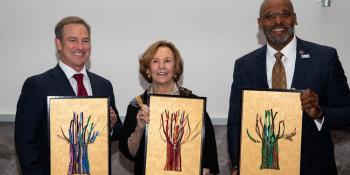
227,0,350,174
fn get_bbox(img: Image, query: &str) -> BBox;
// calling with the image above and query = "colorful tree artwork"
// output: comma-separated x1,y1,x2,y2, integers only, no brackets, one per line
159,110,201,172
58,112,104,175
246,109,296,170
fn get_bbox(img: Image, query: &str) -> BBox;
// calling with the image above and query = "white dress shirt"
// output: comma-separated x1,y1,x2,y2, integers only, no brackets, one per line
58,60,93,96
58,61,117,136
265,35,324,131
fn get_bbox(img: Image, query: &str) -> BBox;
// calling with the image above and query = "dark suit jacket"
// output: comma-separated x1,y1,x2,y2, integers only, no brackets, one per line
14,65,122,175
227,38,350,175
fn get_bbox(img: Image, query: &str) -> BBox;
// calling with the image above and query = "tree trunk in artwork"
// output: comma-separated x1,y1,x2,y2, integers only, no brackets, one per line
59,112,103,175
81,144,90,173
68,143,90,174
160,110,201,172
246,109,296,170
261,137,279,169
164,142,182,171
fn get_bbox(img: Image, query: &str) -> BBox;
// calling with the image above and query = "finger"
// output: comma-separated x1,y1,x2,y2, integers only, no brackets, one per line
303,107,312,117
109,107,115,113
111,114,117,122
301,100,314,112
110,108,117,118
144,116,150,123
137,111,143,119
138,110,147,119
302,105,311,112
303,89,311,94
110,117,116,127
311,94,319,106
142,105,150,113
301,98,313,108
302,103,319,116
301,99,309,106
138,113,150,124
301,92,317,106
302,100,313,108
111,112,116,119
140,109,147,117
140,105,150,115
139,110,149,120
300,91,311,100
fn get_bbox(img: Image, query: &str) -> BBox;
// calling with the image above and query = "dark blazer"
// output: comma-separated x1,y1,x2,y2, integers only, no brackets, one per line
227,38,350,175
119,88,220,175
14,65,122,175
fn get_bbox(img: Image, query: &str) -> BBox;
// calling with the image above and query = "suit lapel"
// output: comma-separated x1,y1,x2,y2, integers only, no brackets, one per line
255,46,269,88
291,38,312,90
88,71,99,96
49,65,75,96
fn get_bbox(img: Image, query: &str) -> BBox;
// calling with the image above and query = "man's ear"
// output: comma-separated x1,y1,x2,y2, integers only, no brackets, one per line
257,18,262,29
294,13,298,25
55,38,62,51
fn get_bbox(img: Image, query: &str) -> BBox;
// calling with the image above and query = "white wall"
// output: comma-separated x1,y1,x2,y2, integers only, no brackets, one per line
1,0,349,121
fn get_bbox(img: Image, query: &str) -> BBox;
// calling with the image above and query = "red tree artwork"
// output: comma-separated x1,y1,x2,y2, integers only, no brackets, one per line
159,110,201,171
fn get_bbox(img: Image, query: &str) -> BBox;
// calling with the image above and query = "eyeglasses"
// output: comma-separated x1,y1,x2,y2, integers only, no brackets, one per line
260,11,293,20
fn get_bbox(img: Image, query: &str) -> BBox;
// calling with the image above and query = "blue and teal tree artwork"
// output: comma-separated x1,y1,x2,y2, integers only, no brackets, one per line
58,112,102,175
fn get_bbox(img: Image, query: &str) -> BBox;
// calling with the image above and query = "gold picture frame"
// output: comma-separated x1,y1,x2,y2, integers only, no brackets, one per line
145,95,206,175
239,90,302,175
48,96,110,175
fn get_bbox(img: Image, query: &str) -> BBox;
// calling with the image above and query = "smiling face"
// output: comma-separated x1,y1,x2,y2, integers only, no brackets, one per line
258,0,297,50
147,46,175,88
55,23,91,72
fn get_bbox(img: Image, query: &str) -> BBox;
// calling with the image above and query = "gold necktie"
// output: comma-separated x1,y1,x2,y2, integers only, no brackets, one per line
272,52,287,89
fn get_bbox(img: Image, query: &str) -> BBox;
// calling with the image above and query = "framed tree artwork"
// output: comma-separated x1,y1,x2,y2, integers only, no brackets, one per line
48,96,110,175
145,95,206,175
239,90,302,175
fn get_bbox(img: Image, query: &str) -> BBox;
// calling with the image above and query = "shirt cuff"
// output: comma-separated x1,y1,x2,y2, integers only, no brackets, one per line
314,117,324,131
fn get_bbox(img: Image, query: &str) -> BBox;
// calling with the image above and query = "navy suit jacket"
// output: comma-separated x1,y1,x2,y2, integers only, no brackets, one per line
227,38,350,175
14,65,122,175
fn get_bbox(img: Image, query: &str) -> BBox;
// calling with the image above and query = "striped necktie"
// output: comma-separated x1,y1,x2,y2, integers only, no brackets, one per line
272,52,287,89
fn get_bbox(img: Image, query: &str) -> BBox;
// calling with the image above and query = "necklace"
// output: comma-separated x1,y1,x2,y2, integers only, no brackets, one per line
149,84,179,95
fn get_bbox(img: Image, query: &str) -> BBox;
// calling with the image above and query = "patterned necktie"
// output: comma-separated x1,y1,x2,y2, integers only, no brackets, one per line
73,73,88,96
272,52,287,89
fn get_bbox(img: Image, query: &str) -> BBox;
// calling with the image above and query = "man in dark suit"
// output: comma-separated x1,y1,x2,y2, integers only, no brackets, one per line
227,0,350,174
14,16,122,175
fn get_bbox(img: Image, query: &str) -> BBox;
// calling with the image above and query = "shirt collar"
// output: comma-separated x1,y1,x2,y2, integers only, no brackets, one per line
58,60,88,79
266,35,297,61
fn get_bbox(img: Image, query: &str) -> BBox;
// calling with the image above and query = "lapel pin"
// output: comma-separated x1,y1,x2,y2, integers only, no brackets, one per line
299,50,310,59
301,54,310,59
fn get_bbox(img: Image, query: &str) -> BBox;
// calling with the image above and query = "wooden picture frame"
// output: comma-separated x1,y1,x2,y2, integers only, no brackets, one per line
239,90,302,175
145,95,206,175
48,96,110,175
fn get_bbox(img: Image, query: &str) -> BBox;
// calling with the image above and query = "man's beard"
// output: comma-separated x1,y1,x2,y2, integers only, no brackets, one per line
264,25,294,44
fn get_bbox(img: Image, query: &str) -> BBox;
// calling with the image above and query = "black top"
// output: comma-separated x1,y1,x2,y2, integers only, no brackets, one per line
119,88,219,175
